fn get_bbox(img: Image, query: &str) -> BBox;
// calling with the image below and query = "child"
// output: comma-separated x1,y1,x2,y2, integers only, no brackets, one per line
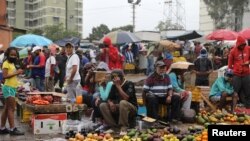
0,48,24,135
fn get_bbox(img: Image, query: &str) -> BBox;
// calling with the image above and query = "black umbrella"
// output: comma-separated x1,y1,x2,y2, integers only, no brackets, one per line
54,37,80,47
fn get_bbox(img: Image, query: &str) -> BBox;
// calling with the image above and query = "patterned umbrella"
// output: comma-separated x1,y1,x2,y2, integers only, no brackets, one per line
100,30,141,44
10,34,52,47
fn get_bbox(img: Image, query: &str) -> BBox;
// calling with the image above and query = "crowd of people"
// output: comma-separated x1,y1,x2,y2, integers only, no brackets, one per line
0,35,250,135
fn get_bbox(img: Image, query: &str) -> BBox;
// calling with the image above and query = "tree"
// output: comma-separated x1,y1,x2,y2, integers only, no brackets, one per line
111,25,133,32
88,24,110,41
155,20,184,31
204,0,248,30
28,23,81,41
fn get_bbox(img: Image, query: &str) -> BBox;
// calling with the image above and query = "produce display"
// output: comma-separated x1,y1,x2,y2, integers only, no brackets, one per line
26,94,61,105
197,109,250,126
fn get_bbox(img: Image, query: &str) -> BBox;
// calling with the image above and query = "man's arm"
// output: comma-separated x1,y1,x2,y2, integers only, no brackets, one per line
69,65,77,82
228,51,233,69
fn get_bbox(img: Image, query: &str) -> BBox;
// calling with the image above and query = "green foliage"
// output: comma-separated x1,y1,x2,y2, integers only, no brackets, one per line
12,32,24,40
28,23,81,41
204,0,248,30
88,24,110,41
111,25,133,32
155,20,184,31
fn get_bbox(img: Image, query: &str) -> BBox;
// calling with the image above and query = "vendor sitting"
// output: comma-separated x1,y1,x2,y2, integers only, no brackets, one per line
99,69,137,134
209,69,238,112
168,67,192,110
172,50,187,63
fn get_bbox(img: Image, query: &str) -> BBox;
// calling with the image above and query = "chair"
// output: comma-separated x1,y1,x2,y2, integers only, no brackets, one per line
198,86,233,112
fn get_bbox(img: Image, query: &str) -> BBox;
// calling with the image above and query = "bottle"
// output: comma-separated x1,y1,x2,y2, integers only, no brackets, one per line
76,83,83,104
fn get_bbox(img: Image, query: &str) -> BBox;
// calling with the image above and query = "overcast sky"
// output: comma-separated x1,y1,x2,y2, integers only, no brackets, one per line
83,0,199,38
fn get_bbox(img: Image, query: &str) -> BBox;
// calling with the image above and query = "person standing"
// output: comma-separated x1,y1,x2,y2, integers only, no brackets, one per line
28,46,46,91
0,48,24,135
54,47,67,90
193,48,213,86
65,43,81,100
45,49,56,92
228,35,250,108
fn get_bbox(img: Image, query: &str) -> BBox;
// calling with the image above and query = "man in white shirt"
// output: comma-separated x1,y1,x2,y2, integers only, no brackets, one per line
65,42,81,100
45,49,56,92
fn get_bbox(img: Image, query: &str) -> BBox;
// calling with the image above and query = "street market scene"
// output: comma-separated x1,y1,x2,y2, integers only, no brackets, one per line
1,0,250,141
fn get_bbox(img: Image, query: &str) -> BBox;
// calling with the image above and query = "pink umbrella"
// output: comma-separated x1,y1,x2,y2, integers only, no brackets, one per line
239,28,250,39
206,29,238,40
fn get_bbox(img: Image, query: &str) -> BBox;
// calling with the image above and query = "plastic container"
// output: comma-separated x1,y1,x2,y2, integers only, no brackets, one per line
76,83,83,104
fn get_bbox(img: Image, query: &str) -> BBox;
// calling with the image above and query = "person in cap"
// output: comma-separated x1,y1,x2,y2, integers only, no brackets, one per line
28,46,46,91
193,48,213,86
99,69,137,133
142,60,181,122
228,35,250,108
65,42,81,100
209,69,237,112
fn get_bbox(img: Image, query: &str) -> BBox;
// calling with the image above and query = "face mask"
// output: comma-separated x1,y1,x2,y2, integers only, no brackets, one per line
8,57,16,63
224,76,229,81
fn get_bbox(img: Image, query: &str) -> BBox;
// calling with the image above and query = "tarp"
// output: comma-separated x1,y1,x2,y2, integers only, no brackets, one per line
54,37,80,47
164,30,203,40
135,31,160,42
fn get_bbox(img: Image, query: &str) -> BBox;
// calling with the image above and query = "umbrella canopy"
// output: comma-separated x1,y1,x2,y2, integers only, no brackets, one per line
100,30,141,44
165,30,203,40
10,34,52,47
157,40,181,52
239,28,250,39
54,36,80,47
170,61,194,70
206,29,238,40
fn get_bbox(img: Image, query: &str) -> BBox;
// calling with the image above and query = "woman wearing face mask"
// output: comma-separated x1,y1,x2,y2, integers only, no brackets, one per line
0,48,24,135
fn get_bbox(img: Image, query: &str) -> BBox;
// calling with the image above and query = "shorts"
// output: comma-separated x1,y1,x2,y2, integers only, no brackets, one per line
210,92,221,102
2,85,16,99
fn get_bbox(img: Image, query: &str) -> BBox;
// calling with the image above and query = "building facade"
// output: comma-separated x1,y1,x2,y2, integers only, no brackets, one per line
6,0,82,35
199,0,250,35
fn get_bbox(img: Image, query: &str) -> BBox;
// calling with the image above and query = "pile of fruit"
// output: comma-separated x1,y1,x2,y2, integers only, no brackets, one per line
196,109,250,126
26,94,61,105
68,132,113,141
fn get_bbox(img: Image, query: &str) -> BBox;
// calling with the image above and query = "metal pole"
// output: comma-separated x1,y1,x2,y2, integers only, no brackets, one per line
132,4,135,32
65,0,68,30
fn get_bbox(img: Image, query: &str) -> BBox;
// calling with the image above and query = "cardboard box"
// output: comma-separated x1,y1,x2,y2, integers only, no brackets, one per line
31,113,67,134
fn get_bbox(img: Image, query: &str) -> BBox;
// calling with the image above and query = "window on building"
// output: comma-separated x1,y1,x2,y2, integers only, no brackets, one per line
51,8,55,13
53,17,60,24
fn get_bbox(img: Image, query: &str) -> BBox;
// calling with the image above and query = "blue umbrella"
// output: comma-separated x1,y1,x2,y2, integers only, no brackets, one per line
10,34,52,47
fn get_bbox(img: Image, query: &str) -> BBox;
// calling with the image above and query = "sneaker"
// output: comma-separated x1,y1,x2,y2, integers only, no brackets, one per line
0,128,9,134
9,128,24,136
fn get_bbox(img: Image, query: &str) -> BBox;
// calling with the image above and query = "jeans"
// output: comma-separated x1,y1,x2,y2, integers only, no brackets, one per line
147,57,154,76
233,75,250,107
145,94,181,121
34,77,45,92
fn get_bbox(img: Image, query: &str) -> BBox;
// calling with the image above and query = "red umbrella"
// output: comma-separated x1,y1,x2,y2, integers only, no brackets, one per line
239,28,250,39
206,29,238,40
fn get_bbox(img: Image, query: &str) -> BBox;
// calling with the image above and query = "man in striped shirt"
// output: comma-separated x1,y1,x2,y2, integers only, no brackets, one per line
142,60,181,122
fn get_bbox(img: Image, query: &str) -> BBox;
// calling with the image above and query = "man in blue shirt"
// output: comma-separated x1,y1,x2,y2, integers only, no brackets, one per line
209,69,238,112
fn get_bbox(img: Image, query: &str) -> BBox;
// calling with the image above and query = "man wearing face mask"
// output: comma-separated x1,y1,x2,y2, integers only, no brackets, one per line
28,46,46,91
228,35,250,108
193,48,213,86
209,69,237,112
142,60,181,122
99,37,120,70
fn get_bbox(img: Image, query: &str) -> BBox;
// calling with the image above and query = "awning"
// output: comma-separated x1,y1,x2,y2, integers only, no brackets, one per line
164,30,203,40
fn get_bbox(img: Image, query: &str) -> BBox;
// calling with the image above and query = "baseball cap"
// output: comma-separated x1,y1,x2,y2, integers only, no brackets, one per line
65,42,74,48
155,61,166,67
32,46,42,53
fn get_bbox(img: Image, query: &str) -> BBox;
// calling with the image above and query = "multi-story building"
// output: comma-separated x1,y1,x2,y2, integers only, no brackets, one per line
6,0,82,36
200,0,250,35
